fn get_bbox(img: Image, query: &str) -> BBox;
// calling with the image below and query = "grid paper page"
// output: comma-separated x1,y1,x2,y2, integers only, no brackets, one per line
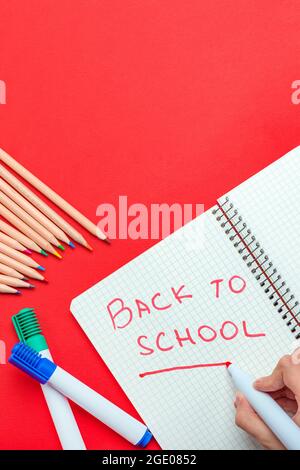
71,210,292,450
221,146,300,327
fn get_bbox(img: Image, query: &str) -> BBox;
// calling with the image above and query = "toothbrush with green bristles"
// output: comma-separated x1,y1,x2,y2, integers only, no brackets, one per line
12,308,86,450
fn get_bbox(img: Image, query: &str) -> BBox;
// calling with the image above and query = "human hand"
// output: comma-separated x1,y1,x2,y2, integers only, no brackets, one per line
234,353,300,450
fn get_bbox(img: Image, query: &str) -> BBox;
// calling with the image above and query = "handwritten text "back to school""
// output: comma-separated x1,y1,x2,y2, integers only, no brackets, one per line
105,276,266,356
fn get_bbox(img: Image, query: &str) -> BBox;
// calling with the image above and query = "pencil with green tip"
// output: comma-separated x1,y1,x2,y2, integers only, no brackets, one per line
12,308,86,450
0,203,62,258
0,253,46,281
0,219,47,256
0,164,89,250
0,177,70,248
0,190,64,251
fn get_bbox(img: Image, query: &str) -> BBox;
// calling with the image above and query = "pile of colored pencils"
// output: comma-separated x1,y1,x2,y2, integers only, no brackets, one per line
0,148,108,294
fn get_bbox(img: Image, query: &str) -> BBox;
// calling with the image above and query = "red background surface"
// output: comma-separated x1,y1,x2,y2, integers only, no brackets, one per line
0,0,300,450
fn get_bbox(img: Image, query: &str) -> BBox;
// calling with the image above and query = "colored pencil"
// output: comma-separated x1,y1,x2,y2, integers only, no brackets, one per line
0,190,62,249
0,275,34,289
0,283,20,294
0,177,70,247
0,164,89,249
0,231,30,253
0,148,107,242
0,203,62,258
0,219,46,255
0,262,24,279
0,241,44,270
0,253,46,281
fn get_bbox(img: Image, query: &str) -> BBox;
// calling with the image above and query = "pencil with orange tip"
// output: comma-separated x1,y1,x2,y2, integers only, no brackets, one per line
0,283,21,294
0,253,46,281
0,242,45,271
0,219,46,256
0,164,90,250
0,190,64,250
0,231,31,253
0,177,70,248
0,262,24,279
0,149,107,243
0,275,34,289
0,203,62,259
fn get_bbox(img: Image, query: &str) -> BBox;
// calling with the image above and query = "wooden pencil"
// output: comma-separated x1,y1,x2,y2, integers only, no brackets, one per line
0,274,34,288
0,283,21,294
0,262,24,279
0,219,46,255
0,177,70,247
0,190,62,249
0,203,62,258
0,148,107,242
0,164,90,249
0,253,46,281
0,231,30,253
0,241,45,270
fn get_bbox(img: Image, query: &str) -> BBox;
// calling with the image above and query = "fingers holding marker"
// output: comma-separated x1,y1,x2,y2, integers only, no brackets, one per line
234,392,285,450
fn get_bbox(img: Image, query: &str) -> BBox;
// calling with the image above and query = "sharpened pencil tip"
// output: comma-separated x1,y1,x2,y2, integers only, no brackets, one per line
41,249,48,256
103,237,111,244
43,278,49,283
69,241,76,249
37,266,46,271
22,277,29,281
16,290,22,295
226,362,232,368
24,249,32,255
85,243,93,251
29,284,35,289
53,250,62,259
58,244,65,251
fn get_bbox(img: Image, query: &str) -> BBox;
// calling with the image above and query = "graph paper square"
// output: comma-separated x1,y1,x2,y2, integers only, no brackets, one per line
71,178,295,450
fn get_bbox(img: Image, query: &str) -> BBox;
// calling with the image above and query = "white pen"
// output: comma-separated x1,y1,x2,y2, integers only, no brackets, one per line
228,363,300,450
9,342,152,448
12,308,86,450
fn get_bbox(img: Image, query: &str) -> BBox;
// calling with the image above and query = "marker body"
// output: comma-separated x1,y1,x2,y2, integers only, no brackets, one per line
228,364,300,450
9,342,152,448
49,366,151,446
40,349,86,450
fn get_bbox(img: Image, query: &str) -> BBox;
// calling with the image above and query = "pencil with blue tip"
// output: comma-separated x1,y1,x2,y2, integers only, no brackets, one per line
0,253,47,281
0,275,34,289
0,241,45,270
0,203,62,258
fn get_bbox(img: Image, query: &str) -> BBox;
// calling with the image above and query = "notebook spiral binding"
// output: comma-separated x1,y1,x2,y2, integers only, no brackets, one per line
213,197,300,339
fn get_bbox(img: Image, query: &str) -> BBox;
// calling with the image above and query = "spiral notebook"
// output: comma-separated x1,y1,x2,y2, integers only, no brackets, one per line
71,146,300,450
